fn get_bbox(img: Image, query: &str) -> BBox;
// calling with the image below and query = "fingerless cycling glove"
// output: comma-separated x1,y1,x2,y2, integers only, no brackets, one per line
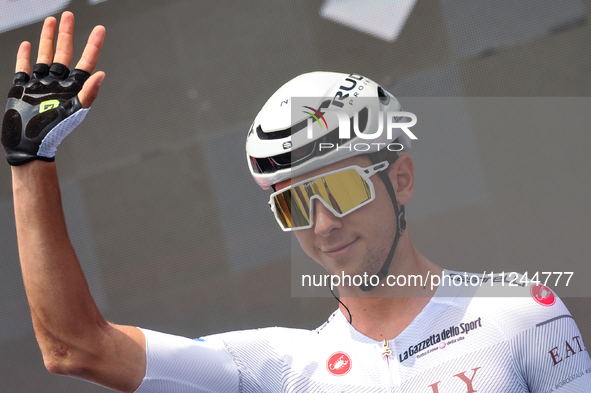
1,62,90,166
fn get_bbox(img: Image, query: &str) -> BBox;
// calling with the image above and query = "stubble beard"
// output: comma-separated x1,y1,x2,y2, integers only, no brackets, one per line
353,239,391,279
324,235,392,285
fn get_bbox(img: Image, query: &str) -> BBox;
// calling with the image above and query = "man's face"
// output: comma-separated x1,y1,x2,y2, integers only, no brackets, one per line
275,155,399,278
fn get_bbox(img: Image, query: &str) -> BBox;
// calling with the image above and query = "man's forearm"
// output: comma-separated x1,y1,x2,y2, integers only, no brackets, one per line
12,161,146,392
12,161,107,369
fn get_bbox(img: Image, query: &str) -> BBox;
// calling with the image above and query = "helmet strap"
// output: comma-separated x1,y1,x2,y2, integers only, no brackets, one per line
359,152,406,291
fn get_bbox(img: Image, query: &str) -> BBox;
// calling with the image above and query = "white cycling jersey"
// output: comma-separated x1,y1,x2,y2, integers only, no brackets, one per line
134,272,591,392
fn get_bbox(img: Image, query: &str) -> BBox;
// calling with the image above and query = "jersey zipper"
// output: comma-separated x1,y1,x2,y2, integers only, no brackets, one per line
382,339,398,387
382,339,392,366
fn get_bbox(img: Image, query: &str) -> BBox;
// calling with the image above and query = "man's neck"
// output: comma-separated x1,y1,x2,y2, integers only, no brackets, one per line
338,242,442,341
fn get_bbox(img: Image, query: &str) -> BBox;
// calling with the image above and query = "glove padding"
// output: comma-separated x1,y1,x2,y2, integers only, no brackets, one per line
1,62,90,166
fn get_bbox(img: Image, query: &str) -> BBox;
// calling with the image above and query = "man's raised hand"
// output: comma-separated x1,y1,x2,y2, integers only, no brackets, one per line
1,12,105,166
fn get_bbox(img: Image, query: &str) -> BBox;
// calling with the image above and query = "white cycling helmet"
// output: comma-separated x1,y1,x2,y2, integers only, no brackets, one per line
246,71,413,189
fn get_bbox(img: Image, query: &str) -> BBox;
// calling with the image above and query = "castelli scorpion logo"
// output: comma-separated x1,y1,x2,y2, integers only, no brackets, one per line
530,284,556,307
326,351,352,376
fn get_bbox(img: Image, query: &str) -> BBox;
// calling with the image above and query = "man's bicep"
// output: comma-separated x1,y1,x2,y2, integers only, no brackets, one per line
512,306,591,392
133,328,240,393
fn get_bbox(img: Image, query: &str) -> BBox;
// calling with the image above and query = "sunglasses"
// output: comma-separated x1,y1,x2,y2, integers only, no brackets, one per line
269,161,390,231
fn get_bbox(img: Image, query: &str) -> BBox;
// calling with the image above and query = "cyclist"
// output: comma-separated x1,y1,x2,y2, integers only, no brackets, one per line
3,12,590,392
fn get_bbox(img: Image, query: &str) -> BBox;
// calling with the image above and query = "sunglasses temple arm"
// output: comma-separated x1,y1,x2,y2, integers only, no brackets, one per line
363,161,389,177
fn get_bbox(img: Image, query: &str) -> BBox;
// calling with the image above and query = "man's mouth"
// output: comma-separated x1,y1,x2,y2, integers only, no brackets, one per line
320,238,358,258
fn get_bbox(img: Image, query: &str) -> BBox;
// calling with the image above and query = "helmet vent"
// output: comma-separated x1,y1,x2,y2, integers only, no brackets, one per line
377,86,390,105
356,107,368,133
256,125,292,140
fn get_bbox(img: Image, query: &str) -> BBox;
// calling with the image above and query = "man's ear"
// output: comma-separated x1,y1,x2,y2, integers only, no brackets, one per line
388,154,414,206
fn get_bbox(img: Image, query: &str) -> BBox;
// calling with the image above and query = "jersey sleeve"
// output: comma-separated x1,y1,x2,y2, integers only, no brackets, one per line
133,328,240,393
508,294,591,392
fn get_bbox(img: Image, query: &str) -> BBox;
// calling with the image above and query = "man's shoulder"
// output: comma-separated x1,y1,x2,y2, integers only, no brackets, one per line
435,270,572,339
204,324,322,355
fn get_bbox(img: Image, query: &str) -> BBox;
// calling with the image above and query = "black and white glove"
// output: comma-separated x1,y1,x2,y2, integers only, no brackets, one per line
1,62,90,166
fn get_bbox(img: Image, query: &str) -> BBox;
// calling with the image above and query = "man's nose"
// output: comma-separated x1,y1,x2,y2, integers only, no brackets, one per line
312,199,342,237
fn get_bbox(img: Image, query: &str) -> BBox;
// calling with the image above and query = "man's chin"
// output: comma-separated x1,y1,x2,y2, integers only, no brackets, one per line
323,264,382,281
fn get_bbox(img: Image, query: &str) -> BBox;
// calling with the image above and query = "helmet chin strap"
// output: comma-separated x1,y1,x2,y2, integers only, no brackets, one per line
359,152,406,292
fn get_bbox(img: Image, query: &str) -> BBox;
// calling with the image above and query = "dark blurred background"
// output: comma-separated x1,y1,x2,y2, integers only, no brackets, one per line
0,0,590,391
